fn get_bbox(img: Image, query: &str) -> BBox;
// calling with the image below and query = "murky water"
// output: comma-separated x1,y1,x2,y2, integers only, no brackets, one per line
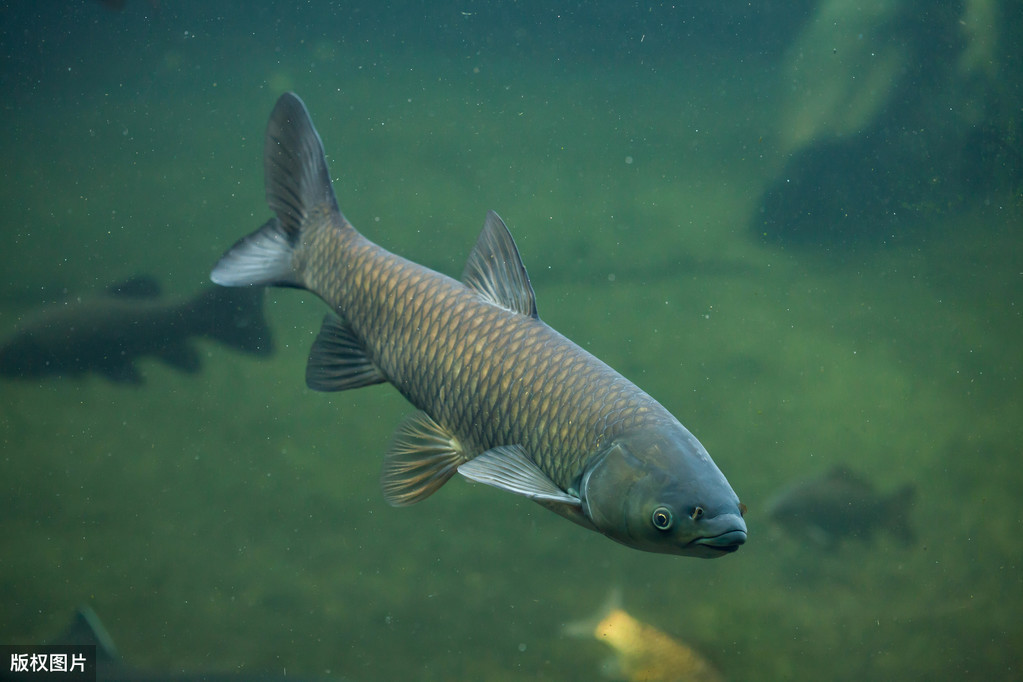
1,3,1019,680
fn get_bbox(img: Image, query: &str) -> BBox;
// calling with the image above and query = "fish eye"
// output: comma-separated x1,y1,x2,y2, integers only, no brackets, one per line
651,506,674,531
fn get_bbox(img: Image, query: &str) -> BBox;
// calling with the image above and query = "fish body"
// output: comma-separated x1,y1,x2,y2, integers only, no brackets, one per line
210,93,746,557
566,599,723,682
766,465,915,547
0,277,272,384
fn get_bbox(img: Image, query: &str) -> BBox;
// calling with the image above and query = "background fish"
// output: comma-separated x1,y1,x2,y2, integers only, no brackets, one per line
0,276,273,384
209,92,746,557
765,465,916,548
565,595,724,682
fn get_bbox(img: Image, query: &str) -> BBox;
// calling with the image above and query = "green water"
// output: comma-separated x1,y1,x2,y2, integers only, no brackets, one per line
1,2,1020,680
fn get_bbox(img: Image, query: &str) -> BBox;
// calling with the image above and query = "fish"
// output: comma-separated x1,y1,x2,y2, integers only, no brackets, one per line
210,92,746,557
0,276,273,385
765,465,916,548
30,605,339,682
565,594,724,682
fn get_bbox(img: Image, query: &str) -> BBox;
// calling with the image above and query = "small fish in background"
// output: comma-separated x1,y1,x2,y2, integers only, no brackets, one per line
565,593,724,682
0,276,273,385
765,465,916,548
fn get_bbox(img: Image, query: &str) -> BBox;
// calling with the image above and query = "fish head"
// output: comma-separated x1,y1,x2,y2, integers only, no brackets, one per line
580,424,747,557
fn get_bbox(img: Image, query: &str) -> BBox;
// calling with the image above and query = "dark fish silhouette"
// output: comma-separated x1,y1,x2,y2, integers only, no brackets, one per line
0,277,272,384
210,93,746,557
33,605,338,682
766,465,916,547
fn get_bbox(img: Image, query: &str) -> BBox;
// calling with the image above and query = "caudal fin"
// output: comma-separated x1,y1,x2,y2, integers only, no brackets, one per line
210,92,341,289
210,217,301,287
562,588,623,638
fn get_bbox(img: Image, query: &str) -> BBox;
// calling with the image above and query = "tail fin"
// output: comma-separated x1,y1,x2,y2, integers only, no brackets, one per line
563,588,623,639
210,217,302,288
210,92,341,289
192,285,274,356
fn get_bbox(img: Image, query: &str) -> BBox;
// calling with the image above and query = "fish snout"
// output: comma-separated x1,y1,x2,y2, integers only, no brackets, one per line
689,511,747,555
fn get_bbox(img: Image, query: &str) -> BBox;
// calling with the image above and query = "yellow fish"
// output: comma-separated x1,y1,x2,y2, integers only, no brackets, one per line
568,597,724,682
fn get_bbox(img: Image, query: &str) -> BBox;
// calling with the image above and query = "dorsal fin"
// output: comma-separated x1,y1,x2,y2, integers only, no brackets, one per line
50,606,120,664
461,211,538,318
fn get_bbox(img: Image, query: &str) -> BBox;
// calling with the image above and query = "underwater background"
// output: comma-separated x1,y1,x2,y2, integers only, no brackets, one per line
0,1,1020,680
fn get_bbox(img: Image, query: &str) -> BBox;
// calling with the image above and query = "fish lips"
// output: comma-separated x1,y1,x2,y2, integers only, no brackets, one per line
687,513,748,556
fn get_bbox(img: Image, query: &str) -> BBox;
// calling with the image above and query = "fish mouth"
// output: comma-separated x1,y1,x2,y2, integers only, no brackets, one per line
692,529,748,554
686,512,748,557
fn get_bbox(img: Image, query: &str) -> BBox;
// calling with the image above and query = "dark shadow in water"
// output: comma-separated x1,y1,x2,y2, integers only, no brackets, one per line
754,121,1022,251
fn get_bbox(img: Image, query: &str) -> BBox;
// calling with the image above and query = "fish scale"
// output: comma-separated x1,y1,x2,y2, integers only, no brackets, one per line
301,221,670,490
210,92,747,557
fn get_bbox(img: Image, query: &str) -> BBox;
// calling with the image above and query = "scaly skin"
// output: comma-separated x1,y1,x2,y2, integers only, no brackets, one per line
296,215,676,491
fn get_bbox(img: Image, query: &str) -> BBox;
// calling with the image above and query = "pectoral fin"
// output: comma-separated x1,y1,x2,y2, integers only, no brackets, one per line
458,445,580,505
458,446,599,530
381,411,467,507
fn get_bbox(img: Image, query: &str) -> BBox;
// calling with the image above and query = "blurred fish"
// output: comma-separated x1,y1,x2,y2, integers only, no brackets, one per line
566,595,723,682
210,92,746,557
37,605,337,681
765,465,916,548
0,276,273,384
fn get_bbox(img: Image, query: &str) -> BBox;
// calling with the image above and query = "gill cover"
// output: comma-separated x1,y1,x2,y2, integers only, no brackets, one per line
580,425,747,557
